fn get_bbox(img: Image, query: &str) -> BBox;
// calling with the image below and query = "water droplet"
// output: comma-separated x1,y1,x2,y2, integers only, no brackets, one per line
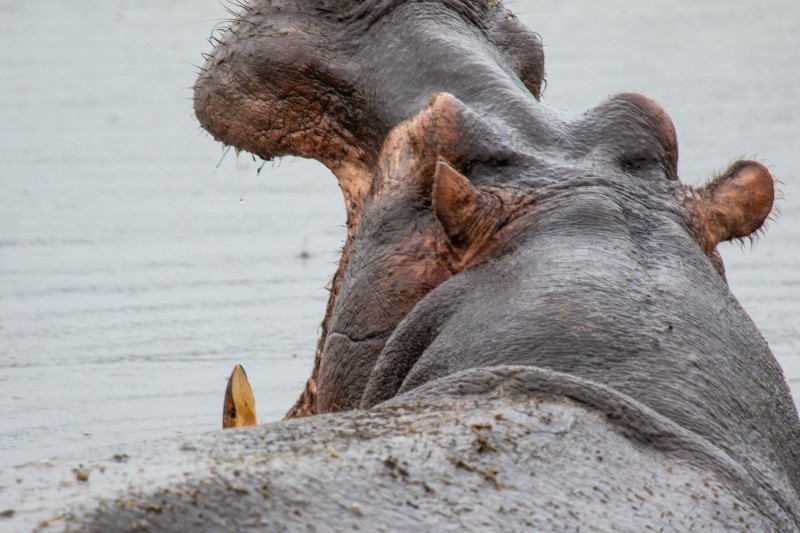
239,198,244,205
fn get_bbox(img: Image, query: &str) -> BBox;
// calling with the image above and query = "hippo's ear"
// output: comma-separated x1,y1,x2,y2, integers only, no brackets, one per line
222,364,257,429
432,159,503,265
691,160,775,254
371,93,465,201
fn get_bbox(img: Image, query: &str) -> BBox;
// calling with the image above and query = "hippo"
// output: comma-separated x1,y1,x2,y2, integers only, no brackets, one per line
191,0,799,528
5,0,798,530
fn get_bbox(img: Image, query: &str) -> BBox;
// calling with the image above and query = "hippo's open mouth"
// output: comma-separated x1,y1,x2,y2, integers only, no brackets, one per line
194,0,548,416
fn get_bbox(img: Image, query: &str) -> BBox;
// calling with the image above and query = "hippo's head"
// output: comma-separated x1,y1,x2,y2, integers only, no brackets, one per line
325,90,775,413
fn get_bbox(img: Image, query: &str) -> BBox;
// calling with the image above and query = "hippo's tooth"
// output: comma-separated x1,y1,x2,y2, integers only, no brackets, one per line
222,364,257,428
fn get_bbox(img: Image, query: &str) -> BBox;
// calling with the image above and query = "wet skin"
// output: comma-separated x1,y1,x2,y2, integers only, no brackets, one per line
193,0,800,527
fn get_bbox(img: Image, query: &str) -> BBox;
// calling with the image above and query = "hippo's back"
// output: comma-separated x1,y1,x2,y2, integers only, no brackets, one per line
45,367,793,532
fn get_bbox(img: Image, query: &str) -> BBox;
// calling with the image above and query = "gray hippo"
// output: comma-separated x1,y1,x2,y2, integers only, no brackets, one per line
5,0,798,531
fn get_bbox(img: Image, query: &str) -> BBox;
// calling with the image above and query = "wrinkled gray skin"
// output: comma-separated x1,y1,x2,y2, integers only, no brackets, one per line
9,0,798,531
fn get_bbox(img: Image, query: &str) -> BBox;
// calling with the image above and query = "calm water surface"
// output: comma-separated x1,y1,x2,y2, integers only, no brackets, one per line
0,0,798,470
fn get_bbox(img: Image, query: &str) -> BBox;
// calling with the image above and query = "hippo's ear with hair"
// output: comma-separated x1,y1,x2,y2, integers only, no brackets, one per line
689,160,775,254
432,159,504,265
